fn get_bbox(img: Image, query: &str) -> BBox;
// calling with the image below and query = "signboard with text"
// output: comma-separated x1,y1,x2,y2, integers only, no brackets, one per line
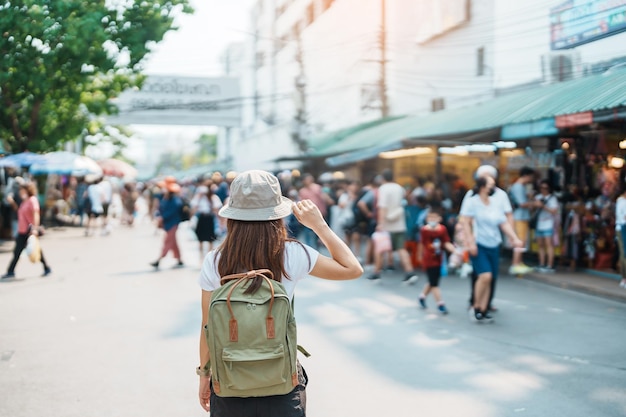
550,0,626,50
108,76,241,127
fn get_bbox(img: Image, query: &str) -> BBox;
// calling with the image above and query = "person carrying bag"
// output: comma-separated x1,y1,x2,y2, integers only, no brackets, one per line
196,170,362,416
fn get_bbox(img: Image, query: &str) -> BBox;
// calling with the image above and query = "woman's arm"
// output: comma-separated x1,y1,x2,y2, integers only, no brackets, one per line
198,290,212,412
292,199,363,280
500,221,524,248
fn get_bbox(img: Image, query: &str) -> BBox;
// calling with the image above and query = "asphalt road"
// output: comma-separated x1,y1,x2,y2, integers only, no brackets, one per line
0,216,625,417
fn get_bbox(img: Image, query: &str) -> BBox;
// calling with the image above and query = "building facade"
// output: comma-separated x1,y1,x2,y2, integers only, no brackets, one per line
220,0,626,172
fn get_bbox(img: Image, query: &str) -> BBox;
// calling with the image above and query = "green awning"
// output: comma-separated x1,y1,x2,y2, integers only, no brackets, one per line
317,67,626,162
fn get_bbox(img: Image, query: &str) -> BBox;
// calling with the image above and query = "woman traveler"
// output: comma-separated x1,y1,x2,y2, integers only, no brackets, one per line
460,175,523,323
150,181,184,269
533,179,560,273
1,182,52,279
197,170,362,415
190,184,222,263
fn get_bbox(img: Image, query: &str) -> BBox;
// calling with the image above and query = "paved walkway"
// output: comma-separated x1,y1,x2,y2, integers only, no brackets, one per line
523,269,626,303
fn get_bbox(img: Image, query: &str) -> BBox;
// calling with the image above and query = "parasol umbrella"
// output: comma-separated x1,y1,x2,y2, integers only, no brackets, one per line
0,152,47,168
97,158,138,179
29,151,103,177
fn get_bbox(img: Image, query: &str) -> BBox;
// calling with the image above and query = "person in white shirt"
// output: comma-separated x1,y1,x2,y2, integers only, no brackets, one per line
367,169,419,284
196,170,362,415
460,175,524,323
459,165,514,313
508,166,536,275
190,185,222,264
533,179,560,273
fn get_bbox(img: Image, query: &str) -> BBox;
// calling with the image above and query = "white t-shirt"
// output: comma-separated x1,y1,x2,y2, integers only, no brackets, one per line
535,194,559,231
87,184,104,214
198,242,319,301
191,194,222,214
460,187,512,215
377,182,406,232
616,196,626,230
460,193,507,248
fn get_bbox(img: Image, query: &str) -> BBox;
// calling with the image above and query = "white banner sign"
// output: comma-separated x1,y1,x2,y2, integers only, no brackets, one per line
108,76,241,127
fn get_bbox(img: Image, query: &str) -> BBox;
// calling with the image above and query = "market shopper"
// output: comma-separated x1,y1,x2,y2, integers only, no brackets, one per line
190,185,222,264
196,170,362,415
533,180,560,273
508,166,536,275
461,165,513,312
1,182,52,279
460,175,524,323
366,169,419,283
150,181,184,269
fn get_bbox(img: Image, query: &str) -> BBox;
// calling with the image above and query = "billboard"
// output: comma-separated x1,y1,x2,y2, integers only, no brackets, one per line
550,0,626,50
108,76,241,127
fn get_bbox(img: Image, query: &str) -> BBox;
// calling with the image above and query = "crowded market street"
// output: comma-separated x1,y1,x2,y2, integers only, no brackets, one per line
0,210,624,417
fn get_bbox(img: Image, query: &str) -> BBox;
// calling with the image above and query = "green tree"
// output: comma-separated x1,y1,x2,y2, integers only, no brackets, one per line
0,0,192,153
195,133,217,164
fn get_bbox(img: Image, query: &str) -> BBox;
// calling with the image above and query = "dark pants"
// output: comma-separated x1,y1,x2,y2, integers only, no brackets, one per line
210,363,308,417
7,233,49,274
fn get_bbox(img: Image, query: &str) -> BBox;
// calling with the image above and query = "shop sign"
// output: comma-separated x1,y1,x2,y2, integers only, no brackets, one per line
555,111,593,128
550,0,626,50
107,76,241,127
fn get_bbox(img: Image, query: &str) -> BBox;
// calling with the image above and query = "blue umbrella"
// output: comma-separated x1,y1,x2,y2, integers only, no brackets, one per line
0,152,47,168
29,151,103,176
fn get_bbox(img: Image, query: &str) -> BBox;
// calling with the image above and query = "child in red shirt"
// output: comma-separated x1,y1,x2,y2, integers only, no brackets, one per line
419,209,455,314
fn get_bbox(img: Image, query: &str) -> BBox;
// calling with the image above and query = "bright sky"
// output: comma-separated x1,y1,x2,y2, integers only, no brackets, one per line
98,0,255,173
143,0,255,77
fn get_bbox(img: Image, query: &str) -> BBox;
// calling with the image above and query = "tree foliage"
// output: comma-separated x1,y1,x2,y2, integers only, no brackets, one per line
0,0,192,153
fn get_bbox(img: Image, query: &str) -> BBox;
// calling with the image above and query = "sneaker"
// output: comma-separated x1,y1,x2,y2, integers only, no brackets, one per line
1,272,15,279
402,273,419,285
438,304,449,315
418,297,427,309
367,273,381,281
469,308,480,322
150,260,160,269
42,268,52,277
482,311,495,323
473,310,484,322
509,264,532,275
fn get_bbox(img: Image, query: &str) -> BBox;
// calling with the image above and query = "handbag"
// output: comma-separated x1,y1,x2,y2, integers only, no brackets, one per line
372,231,392,254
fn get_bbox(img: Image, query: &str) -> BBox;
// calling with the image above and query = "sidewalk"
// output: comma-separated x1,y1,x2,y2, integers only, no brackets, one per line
523,268,626,303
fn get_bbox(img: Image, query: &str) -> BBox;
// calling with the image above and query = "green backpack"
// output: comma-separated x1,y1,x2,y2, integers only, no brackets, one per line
204,269,307,397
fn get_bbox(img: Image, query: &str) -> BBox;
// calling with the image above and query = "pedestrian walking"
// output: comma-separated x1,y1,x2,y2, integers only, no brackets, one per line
196,170,362,415
1,182,52,279
461,165,513,311
84,177,105,237
298,173,332,249
366,169,419,283
459,175,524,323
418,208,456,314
150,181,184,269
190,185,222,264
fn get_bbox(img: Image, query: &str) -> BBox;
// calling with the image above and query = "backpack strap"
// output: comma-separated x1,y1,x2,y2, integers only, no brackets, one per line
221,269,277,342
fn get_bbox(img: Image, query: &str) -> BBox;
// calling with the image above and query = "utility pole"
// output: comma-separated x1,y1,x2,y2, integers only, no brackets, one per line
379,0,389,118
292,33,309,153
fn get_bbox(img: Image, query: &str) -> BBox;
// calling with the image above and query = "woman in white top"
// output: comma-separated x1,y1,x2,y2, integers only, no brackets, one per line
190,185,222,263
615,185,626,288
533,180,560,272
196,170,362,416
460,175,523,323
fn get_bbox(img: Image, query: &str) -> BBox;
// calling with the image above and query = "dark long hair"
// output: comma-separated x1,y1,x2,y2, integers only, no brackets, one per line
216,219,310,294
471,177,489,196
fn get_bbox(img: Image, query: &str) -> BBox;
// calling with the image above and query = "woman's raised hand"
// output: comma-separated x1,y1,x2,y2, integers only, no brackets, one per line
292,199,326,231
